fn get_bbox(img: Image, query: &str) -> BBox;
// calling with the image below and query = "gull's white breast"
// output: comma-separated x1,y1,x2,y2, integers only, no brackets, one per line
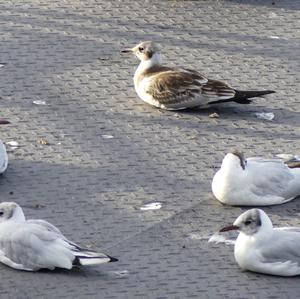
135,76,163,109
234,234,258,270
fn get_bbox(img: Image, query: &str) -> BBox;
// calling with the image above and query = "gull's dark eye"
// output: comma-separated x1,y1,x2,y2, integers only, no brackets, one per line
0,211,4,216
245,220,252,226
138,46,144,52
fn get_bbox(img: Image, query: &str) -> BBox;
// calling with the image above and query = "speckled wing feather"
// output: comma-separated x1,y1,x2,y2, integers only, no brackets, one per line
201,79,236,102
145,67,235,105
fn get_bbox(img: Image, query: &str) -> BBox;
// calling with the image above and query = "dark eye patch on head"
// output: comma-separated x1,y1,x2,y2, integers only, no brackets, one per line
256,216,262,226
146,51,153,58
245,220,252,226
254,209,262,226
231,150,246,170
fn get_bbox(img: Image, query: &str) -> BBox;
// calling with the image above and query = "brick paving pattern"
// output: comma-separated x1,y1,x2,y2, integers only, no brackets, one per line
0,0,299,298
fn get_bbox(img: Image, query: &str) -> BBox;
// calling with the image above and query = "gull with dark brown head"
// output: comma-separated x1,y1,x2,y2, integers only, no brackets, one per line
212,151,300,206
0,202,118,271
122,41,275,110
218,209,300,276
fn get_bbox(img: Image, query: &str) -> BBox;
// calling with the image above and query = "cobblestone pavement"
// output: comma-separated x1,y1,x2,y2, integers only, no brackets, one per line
0,0,299,298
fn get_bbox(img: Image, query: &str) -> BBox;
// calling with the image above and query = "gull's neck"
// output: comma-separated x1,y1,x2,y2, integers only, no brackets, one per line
135,53,162,74
134,53,162,88
221,155,244,174
10,206,26,223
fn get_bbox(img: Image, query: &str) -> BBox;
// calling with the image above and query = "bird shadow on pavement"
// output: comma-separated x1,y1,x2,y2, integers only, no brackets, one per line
156,103,300,127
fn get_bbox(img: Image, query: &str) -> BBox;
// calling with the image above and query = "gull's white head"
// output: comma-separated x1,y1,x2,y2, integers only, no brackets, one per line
222,150,247,170
122,41,161,63
219,209,273,236
0,202,25,223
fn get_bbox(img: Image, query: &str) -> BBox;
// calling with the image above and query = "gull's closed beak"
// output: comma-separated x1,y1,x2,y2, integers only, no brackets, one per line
219,225,239,233
121,48,133,53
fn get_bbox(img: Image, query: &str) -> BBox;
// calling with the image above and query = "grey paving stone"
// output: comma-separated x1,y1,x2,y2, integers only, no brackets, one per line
0,0,299,298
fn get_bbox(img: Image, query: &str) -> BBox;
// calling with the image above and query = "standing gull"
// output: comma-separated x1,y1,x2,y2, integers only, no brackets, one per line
219,209,300,276
122,41,275,110
0,202,118,271
211,150,300,206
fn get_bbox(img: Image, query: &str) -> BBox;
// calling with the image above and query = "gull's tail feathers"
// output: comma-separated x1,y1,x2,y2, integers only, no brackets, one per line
73,251,118,266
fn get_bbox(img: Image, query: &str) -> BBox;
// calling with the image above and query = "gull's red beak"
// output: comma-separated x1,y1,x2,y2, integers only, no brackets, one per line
219,225,239,233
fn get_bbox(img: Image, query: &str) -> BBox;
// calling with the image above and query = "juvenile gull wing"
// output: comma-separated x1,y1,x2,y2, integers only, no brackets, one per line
145,67,236,106
201,79,236,102
145,67,208,105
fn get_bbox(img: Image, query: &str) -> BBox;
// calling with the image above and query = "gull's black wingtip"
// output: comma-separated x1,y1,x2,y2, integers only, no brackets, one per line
232,89,276,104
108,256,119,263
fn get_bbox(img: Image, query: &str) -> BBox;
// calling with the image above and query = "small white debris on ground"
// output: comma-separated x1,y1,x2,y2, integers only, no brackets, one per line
140,202,162,211
276,154,300,161
208,233,236,245
5,141,19,150
33,100,48,105
110,270,129,277
254,112,275,121
187,233,209,240
101,135,114,139
268,12,279,18
209,112,220,118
